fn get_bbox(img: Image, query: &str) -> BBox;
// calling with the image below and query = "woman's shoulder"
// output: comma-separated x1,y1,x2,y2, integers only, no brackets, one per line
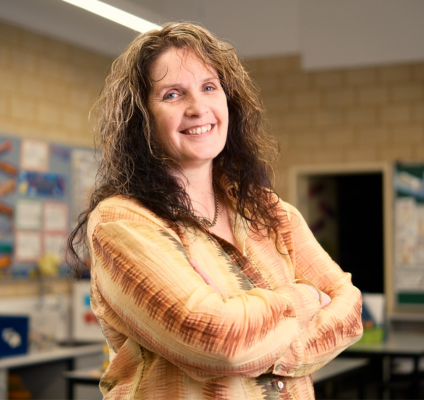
279,199,301,216
87,195,167,235
267,195,302,223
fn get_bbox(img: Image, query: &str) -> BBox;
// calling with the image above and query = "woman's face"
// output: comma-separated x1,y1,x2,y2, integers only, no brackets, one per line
148,47,229,170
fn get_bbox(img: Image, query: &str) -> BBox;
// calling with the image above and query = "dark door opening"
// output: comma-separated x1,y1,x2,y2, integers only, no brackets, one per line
304,173,384,294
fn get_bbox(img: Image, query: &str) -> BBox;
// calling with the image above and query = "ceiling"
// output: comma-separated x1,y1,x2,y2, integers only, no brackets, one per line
0,0,299,58
0,0,424,69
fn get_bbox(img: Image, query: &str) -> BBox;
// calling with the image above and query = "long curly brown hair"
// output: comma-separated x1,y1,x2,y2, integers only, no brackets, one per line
68,22,280,273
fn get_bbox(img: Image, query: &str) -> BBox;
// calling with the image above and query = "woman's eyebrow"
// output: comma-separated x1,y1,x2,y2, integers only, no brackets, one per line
154,76,220,93
201,76,220,84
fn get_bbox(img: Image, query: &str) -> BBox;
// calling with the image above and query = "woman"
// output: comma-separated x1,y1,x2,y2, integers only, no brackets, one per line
69,22,362,399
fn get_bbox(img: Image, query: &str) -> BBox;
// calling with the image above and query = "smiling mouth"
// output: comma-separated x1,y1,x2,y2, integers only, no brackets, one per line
181,124,214,135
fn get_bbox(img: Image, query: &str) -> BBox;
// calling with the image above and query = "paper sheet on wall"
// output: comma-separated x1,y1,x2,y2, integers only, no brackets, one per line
43,233,66,261
71,149,98,225
43,202,68,232
15,199,43,230
396,268,424,291
14,231,42,262
416,205,424,264
20,139,49,172
72,281,104,341
395,197,417,267
395,196,424,291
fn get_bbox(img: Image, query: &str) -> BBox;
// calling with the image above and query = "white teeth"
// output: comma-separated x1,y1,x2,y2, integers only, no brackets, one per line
183,124,212,135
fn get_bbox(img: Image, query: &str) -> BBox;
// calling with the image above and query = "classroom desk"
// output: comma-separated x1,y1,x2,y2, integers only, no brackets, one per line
63,358,369,400
311,357,369,383
312,358,369,399
63,368,101,388
0,343,103,400
343,332,424,399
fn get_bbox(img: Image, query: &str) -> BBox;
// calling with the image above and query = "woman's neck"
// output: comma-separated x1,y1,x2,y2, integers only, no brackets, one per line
174,162,238,249
176,162,215,220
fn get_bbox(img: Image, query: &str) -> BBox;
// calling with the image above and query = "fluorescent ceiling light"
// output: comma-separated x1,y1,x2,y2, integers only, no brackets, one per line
62,0,161,32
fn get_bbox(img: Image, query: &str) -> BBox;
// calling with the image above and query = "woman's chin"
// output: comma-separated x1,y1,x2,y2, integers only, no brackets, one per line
174,147,225,168
178,156,216,170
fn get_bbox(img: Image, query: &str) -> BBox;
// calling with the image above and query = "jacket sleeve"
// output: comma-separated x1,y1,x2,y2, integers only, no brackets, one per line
89,208,323,382
271,201,363,378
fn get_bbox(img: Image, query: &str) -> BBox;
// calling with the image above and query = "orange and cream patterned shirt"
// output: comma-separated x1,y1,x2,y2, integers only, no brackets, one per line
87,188,363,400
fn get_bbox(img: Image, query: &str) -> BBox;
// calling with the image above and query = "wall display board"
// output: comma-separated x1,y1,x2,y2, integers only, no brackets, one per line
72,280,103,341
0,133,97,279
394,163,424,305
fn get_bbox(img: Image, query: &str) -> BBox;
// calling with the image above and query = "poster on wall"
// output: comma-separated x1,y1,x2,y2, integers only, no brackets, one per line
0,137,19,276
72,280,104,341
0,133,89,278
17,171,65,198
394,164,424,305
71,149,98,225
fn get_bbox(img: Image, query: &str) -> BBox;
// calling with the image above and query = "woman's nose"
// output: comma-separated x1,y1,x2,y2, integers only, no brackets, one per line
185,94,208,117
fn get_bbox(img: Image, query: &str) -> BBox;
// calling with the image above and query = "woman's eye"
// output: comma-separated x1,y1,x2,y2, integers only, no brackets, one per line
164,92,178,100
204,85,215,92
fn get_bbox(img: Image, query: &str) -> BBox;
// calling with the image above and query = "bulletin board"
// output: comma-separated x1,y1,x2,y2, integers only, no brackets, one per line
394,163,424,305
0,133,97,279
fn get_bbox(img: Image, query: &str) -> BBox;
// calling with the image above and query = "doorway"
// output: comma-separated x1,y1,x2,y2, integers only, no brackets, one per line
288,163,393,306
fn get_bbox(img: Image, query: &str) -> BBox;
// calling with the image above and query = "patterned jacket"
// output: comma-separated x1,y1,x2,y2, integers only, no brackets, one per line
87,185,363,399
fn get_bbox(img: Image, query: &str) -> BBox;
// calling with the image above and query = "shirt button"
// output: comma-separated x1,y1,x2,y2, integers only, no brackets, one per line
275,364,281,371
277,381,284,389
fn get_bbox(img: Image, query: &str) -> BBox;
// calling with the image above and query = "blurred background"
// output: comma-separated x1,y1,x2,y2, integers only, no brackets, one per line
0,1,423,399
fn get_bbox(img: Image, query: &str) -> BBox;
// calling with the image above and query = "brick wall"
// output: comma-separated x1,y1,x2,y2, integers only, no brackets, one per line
0,20,113,146
0,21,113,296
245,55,424,199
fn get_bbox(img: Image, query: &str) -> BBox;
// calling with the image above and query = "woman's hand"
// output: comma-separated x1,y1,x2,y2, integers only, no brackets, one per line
189,259,221,294
297,283,332,308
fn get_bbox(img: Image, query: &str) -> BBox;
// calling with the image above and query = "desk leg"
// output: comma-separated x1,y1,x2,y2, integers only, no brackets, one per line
410,356,420,400
358,365,367,400
381,356,390,400
66,358,75,400
324,381,334,399
0,369,7,400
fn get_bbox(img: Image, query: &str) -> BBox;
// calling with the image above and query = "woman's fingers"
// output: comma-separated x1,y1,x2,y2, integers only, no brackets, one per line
296,283,332,308
297,283,320,302
189,259,221,294
320,291,332,308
